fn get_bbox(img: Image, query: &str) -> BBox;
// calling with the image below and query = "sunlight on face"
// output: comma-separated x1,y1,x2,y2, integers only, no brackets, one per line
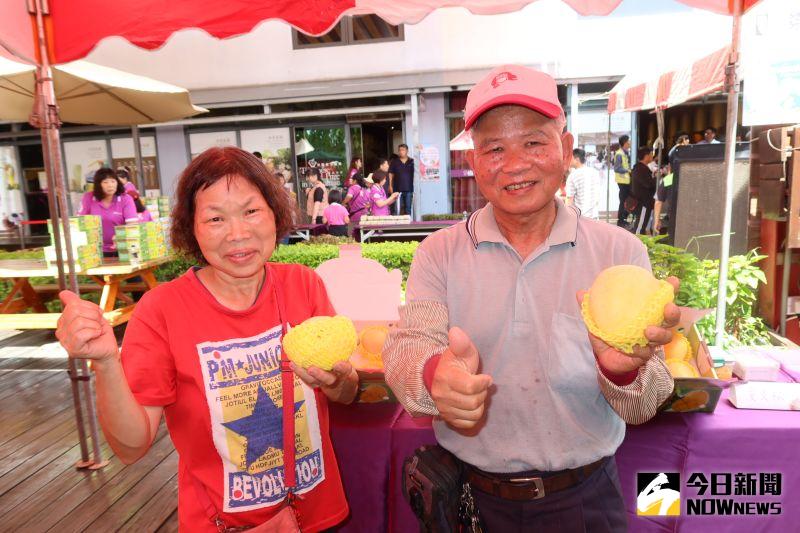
193,175,277,280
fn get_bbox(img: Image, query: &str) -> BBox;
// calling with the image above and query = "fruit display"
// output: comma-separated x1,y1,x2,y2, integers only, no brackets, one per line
663,330,692,362
283,315,357,371
666,359,701,379
357,325,389,367
581,265,674,354
45,215,102,271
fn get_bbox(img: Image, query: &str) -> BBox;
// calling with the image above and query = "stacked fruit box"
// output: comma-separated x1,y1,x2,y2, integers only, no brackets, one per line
157,196,171,218
115,221,168,264
44,215,102,271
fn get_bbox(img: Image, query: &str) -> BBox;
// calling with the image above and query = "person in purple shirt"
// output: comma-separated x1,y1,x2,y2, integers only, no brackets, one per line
369,171,399,216
79,168,138,256
343,173,373,237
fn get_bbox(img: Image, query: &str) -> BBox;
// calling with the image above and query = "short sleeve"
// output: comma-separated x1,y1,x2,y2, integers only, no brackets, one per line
629,237,652,272
79,192,90,215
304,268,336,317
405,243,447,304
313,187,324,202
121,194,138,221
565,175,577,196
120,292,177,406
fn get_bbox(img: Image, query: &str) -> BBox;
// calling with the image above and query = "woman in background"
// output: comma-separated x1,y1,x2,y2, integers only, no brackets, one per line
323,189,350,237
369,172,399,216
79,168,138,257
344,157,363,189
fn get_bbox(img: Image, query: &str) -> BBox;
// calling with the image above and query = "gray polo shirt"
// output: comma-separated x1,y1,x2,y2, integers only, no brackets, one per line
403,199,652,472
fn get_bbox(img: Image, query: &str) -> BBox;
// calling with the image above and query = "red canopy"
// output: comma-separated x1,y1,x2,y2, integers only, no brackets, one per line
0,0,762,65
607,45,730,113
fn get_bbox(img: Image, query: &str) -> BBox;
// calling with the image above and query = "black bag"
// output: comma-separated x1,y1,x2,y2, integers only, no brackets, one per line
402,445,482,533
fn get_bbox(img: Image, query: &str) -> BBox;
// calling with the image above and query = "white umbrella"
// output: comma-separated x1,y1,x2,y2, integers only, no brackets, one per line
449,129,474,151
0,56,206,124
295,137,315,156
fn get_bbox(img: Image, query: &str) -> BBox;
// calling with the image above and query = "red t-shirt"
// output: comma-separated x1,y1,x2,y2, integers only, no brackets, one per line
121,263,349,532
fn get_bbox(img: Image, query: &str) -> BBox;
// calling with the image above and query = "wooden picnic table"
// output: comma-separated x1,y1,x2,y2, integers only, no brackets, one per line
0,256,172,329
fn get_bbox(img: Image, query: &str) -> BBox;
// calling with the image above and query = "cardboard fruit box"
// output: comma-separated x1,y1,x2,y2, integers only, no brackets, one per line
316,245,402,403
660,309,733,414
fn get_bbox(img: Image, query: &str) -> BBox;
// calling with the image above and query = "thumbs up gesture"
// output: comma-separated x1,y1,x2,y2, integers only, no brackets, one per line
431,327,493,430
56,291,119,369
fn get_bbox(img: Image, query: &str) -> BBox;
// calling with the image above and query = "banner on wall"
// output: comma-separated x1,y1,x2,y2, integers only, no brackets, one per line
111,137,160,191
240,128,295,192
418,145,441,181
189,131,237,158
742,0,800,126
0,147,24,222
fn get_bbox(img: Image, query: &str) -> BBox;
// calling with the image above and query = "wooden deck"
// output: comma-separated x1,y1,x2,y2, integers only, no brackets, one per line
0,328,179,532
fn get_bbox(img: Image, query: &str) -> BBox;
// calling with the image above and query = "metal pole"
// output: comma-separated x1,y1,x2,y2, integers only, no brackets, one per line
30,0,105,468
131,125,145,192
606,112,612,223
781,248,791,336
410,93,420,221
714,0,743,346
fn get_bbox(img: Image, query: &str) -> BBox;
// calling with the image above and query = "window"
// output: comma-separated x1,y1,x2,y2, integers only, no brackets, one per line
293,15,403,49
447,91,487,214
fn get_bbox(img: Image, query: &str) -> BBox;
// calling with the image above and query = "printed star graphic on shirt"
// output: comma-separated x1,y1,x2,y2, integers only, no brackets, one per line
222,384,304,470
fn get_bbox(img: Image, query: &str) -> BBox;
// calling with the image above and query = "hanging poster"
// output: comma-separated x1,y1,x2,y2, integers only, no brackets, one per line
111,137,160,191
240,128,296,192
189,131,237,158
63,139,110,213
0,146,24,223
419,146,441,181
742,0,800,126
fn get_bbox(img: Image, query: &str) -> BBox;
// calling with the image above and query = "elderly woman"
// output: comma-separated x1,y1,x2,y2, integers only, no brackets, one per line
57,147,355,532
79,168,138,257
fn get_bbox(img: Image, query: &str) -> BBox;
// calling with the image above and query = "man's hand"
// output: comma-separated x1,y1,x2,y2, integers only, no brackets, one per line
291,360,359,404
576,277,681,375
431,327,492,430
56,291,119,370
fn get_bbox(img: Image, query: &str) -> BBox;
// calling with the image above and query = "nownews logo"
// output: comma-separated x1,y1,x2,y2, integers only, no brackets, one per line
637,473,681,516
637,472,783,517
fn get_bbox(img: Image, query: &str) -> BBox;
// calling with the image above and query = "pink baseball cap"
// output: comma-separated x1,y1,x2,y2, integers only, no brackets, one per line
464,65,562,130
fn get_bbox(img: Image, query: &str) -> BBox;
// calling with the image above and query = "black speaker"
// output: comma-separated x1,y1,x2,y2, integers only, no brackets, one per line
668,143,750,259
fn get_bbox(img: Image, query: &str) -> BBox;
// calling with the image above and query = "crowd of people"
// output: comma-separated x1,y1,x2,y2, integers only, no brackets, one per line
301,146,414,239
562,125,722,238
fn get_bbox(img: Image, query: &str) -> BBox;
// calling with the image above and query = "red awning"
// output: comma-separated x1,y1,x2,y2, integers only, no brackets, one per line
607,45,731,113
0,0,761,66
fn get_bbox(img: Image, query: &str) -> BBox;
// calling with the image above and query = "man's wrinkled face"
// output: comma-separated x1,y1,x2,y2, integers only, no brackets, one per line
465,105,572,219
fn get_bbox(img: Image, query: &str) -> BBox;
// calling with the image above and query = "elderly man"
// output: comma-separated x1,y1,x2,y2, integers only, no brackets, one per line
384,65,678,531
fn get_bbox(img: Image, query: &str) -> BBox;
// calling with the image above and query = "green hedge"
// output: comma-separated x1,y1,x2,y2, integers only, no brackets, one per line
422,213,468,221
153,241,420,282
0,238,772,348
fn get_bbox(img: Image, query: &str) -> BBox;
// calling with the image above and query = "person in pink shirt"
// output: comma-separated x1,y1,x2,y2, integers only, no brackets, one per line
343,174,372,234
344,157,363,189
369,171,399,216
322,189,350,237
79,168,138,256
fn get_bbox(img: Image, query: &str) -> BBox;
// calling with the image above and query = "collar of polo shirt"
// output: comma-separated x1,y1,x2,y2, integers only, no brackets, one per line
466,198,579,249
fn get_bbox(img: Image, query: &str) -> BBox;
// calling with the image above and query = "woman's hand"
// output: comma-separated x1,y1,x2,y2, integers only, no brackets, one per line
291,360,359,404
56,290,119,371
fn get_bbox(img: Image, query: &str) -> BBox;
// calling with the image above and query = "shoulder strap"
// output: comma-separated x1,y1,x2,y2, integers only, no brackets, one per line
273,276,297,491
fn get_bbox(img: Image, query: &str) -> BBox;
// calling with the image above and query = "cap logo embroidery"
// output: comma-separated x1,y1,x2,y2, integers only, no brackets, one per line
491,72,518,89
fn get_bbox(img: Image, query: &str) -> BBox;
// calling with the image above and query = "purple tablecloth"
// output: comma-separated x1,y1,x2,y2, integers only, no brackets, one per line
330,392,799,532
